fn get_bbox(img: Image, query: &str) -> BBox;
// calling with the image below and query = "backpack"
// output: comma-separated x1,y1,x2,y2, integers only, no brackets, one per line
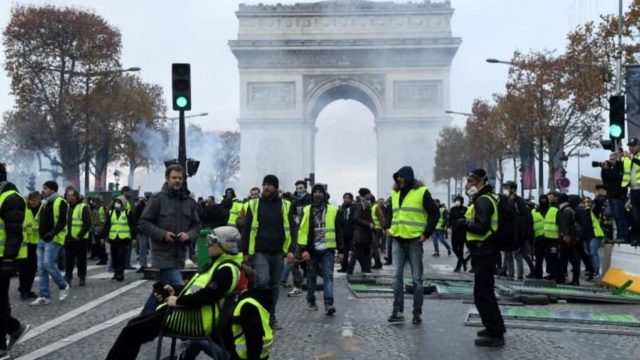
485,194,521,252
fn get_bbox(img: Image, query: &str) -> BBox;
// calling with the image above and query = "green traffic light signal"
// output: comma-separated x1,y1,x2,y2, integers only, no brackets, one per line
609,124,622,138
175,96,188,109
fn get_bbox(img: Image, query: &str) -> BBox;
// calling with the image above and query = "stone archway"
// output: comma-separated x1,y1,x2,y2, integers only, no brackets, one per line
230,0,460,195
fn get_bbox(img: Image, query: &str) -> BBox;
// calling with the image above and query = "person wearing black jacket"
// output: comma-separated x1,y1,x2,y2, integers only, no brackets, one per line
455,169,505,347
240,175,296,330
557,194,581,285
106,227,241,360
0,164,29,359
63,188,91,286
337,193,356,272
386,166,439,325
501,181,534,279
101,198,136,281
448,195,468,272
601,152,629,241
348,188,374,275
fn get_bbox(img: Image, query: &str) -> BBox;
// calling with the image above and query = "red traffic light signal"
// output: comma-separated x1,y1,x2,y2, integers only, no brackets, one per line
172,63,191,111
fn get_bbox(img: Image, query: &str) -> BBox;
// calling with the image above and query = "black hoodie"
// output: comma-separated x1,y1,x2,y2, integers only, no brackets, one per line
0,182,25,260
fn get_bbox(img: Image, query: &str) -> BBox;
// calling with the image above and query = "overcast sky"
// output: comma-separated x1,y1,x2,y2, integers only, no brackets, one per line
0,0,629,198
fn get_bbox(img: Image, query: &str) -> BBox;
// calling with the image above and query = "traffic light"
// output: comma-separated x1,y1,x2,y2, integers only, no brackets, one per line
172,63,191,111
609,95,625,140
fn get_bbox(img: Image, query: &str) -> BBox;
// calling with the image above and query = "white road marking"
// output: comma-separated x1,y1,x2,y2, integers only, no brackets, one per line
88,268,136,279
341,321,354,337
14,307,142,360
33,265,105,282
19,280,147,344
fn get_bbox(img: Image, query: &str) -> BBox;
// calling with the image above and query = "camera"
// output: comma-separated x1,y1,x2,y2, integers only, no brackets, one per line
591,161,611,168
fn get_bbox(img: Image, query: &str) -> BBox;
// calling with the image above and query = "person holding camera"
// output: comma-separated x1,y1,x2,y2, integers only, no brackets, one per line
622,138,640,245
600,151,629,242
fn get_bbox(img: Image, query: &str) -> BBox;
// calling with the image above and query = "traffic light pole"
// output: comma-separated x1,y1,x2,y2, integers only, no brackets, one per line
178,109,187,173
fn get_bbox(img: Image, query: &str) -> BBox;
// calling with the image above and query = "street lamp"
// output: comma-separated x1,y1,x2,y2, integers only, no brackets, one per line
570,151,590,196
486,58,515,65
113,169,121,191
445,110,476,118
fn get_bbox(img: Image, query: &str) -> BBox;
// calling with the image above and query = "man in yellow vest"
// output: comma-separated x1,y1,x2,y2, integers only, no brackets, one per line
530,195,548,279
223,188,244,228
543,191,561,281
106,226,242,360
102,198,135,281
432,200,452,257
63,188,91,286
580,197,604,279
0,163,30,358
623,138,640,245
370,197,385,269
31,180,69,306
17,191,41,300
454,169,505,347
241,175,295,330
387,166,439,325
298,184,344,315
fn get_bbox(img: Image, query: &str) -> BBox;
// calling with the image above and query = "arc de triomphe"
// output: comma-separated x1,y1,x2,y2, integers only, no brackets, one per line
229,0,460,195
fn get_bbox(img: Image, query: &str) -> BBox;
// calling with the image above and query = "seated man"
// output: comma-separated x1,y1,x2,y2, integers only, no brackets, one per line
105,226,242,360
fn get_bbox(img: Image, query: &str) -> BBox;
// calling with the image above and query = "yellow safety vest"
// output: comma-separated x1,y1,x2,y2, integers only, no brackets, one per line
543,207,559,239
590,210,604,238
51,197,68,246
160,253,241,336
232,297,273,360
465,194,498,242
0,190,24,258
248,198,291,255
435,207,446,230
67,203,90,240
228,200,244,227
297,204,338,249
108,210,131,240
621,153,640,187
531,209,544,238
389,186,428,239
371,204,381,231
18,204,40,260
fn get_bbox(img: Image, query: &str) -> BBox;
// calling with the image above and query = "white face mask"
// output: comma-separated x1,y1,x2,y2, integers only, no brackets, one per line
114,203,122,209
466,186,479,197
454,201,461,206
502,189,511,197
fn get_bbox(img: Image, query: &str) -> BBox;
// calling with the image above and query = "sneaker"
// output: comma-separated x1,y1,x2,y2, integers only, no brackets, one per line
307,301,318,311
280,281,292,289
388,311,404,323
269,319,283,330
30,297,50,306
59,284,70,301
136,266,147,274
474,336,505,347
477,329,491,337
412,313,422,324
325,304,336,316
287,287,303,297
432,253,440,257
447,249,452,256
8,323,31,349
79,278,86,286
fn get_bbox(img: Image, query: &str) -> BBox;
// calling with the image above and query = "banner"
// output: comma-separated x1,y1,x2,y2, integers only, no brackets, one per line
519,137,536,190
548,127,565,182
625,65,640,140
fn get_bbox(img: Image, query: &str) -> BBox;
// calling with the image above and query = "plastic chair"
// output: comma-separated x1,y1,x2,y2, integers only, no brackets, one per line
155,305,217,360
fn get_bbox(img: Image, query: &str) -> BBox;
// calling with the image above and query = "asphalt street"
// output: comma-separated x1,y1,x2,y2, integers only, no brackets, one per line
6,241,640,360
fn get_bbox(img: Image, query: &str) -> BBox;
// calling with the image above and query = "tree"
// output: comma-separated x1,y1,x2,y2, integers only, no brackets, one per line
433,126,468,196
3,5,122,188
211,131,240,194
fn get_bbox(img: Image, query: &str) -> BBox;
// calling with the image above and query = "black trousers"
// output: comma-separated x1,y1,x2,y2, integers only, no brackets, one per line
110,239,131,279
0,268,21,351
542,238,560,280
631,190,640,243
370,230,383,267
348,243,371,273
559,243,581,283
532,237,546,278
65,240,88,280
18,243,38,294
470,242,505,336
106,307,166,360
93,229,108,262
575,239,594,275
451,230,467,269
340,236,353,271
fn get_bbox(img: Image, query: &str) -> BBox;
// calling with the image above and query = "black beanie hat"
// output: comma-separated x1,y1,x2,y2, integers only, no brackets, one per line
262,175,279,189
468,169,488,182
358,187,371,197
43,180,59,192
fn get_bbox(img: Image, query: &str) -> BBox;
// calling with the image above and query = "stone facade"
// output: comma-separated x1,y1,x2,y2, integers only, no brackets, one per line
230,0,460,195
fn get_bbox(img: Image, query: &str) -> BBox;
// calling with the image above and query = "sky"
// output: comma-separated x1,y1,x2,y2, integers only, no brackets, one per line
0,0,631,199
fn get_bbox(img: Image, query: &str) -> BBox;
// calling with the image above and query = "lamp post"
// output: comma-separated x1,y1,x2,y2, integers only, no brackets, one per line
445,110,476,118
570,151,589,196
163,112,209,158
113,169,121,191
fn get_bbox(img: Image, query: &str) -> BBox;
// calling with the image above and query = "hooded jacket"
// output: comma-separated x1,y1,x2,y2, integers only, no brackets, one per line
0,182,25,260
462,184,496,239
385,166,439,240
139,183,202,269
298,185,344,254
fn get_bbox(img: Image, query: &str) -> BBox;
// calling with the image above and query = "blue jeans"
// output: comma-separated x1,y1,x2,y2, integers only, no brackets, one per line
141,268,185,315
609,198,629,240
585,237,602,275
37,239,68,299
306,249,335,306
386,235,393,263
180,339,228,360
137,234,150,268
432,230,451,254
252,252,283,320
393,239,424,315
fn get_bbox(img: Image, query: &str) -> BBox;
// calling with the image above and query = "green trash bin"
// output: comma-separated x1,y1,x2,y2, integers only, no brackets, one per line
197,228,212,271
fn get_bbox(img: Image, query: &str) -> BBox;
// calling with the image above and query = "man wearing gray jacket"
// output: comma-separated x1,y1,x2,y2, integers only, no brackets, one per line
139,164,201,314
